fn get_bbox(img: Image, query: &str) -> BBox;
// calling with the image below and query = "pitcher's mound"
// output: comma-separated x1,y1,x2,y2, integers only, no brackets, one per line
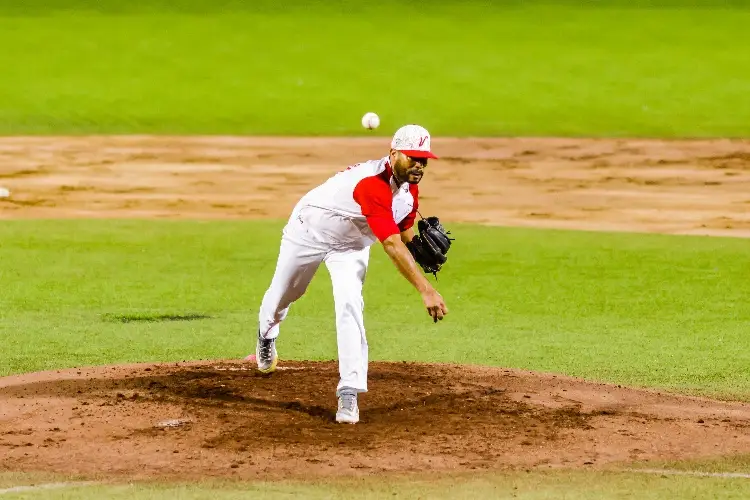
1,360,749,480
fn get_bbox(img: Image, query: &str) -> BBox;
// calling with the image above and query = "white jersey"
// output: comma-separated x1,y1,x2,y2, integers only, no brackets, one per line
292,156,419,247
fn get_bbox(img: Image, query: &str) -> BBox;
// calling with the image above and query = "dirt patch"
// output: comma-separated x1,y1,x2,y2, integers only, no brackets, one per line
1,360,749,481
1,136,750,236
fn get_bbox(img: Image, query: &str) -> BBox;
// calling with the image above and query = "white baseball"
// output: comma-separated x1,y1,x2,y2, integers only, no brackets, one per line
0,187,9,198
361,112,380,130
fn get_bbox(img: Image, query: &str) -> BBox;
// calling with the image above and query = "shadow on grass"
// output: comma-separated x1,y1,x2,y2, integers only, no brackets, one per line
102,313,214,323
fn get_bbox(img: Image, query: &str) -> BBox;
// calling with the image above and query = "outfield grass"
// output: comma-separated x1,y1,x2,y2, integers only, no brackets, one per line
5,462,750,500
1,219,748,400
1,1,749,136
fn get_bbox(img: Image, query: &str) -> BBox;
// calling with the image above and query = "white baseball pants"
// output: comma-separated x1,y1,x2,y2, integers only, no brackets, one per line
258,205,371,395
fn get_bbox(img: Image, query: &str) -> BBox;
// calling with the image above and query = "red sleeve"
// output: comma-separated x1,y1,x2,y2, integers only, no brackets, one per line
397,184,419,232
353,176,400,242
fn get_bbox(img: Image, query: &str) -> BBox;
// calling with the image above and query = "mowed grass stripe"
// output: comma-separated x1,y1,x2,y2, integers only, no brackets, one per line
0,2,749,136
1,220,748,400
4,466,750,500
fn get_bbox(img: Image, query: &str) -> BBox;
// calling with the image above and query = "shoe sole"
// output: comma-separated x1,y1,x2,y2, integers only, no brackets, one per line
336,412,359,424
258,358,279,373
257,356,278,374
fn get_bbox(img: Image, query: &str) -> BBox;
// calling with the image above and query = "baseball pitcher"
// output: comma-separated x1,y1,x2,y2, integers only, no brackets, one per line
254,124,454,424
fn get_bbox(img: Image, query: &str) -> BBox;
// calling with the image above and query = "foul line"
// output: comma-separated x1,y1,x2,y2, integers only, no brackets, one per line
0,481,98,495
622,468,750,479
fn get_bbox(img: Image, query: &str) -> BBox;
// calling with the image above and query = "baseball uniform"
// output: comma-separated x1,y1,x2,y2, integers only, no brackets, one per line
256,124,439,401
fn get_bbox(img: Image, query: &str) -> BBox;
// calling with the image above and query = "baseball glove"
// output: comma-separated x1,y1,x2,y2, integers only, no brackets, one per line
406,216,454,277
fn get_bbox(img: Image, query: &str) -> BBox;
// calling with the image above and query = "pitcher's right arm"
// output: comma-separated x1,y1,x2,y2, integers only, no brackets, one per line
353,177,448,323
381,234,448,322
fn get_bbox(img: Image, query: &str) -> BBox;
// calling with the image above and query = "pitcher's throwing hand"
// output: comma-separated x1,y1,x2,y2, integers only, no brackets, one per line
422,289,448,323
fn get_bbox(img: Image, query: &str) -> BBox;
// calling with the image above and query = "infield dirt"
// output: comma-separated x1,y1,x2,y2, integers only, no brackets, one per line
1,136,749,236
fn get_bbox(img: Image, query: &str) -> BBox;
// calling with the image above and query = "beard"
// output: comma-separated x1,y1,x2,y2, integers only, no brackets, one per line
394,162,422,184
406,170,423,184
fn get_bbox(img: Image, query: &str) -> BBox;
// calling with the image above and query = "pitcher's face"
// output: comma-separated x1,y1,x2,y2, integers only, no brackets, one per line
390,150,428,185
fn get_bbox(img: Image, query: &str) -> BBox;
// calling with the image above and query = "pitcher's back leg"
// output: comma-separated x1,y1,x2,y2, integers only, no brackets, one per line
259,232,325,340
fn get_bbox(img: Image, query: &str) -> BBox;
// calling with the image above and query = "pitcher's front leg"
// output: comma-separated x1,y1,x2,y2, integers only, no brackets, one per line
325,247,370,423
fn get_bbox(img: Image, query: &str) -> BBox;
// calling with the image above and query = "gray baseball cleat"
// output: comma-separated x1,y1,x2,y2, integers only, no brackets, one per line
336,388,359,424
255,331,278,373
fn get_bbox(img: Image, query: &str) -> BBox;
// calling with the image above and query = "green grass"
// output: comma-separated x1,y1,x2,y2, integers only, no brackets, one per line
1,219,748,400
629,454,750,474
5,464,750,500
4,456,750,498
1,0,749,136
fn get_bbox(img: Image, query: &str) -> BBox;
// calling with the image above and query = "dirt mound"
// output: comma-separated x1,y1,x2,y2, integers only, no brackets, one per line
1,361,749,480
